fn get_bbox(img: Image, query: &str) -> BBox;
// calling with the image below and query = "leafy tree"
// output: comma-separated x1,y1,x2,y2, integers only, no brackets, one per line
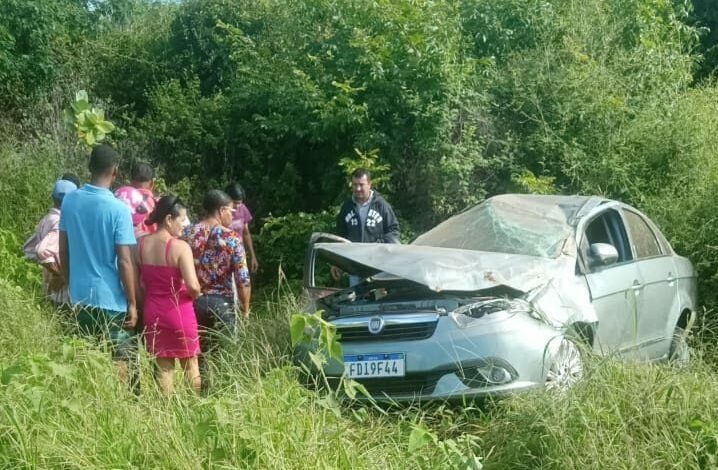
690,0,718,79
466,0,699,201
140,0,508,226
0,0,89,109
87,0,176,114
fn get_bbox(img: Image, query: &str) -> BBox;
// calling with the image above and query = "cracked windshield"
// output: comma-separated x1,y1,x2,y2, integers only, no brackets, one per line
413,196,578,258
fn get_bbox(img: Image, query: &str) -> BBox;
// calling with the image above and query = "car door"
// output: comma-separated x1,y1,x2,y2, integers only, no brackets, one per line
621,208,677,359
304,232,351,303
580,208,644,357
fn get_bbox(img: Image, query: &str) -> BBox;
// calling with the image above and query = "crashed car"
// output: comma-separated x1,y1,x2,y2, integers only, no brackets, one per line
297,194,697,401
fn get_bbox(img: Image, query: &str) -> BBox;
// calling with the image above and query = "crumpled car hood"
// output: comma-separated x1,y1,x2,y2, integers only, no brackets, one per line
313,241,597,327
314,242,571,293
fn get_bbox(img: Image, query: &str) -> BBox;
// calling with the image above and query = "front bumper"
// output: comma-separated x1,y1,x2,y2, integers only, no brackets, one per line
294,310,563,401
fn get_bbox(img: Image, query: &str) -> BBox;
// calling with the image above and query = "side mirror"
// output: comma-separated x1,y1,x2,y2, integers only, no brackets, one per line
589,243,619,267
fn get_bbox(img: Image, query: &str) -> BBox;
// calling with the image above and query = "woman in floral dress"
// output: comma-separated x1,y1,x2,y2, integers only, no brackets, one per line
182,190,251,364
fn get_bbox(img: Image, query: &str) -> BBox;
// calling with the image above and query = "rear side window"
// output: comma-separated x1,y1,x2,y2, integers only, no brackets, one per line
623,210,662,259
652,223,674,255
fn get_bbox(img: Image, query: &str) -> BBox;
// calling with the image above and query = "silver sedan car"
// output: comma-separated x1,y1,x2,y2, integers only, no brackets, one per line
298,194,697,401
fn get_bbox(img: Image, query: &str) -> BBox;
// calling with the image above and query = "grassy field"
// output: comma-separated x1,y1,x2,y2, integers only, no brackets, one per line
2,143,718,469
2,265,718,468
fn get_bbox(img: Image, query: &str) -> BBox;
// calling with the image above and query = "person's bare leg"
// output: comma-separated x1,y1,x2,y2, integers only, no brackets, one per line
115,360,129,383
179,356,201,394
156,358,176,395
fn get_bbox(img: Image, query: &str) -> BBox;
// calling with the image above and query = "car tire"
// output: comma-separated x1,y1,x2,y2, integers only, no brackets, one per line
668,326,690,368
545,336,584,392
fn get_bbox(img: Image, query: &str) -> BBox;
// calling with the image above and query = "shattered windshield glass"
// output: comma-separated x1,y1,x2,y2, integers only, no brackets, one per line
413,195,585,258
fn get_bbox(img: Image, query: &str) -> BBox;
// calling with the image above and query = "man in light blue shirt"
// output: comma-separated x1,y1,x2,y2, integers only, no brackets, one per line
59,144,139,369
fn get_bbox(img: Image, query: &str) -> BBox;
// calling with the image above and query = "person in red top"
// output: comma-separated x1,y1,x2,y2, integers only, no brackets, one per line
114,162,157,239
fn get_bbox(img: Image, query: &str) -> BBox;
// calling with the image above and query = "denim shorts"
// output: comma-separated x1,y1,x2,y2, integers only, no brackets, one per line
194,294,236,332
74,305,137,361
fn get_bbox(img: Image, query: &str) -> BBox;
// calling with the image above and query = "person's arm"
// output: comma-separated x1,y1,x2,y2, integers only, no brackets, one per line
382,203,400,244
132,243,146,309
231,241,252,316
116,245,138,330
336,205,347,238
177,241,202,299
59,231,70,282
36,229,61,272
237,283,251,317
242,225,259,273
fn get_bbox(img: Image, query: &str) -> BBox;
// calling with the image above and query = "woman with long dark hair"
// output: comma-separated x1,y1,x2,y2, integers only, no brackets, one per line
137,195,202,394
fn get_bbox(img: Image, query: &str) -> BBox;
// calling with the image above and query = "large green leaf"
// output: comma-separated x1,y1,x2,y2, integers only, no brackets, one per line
289,314,306,346
95,121,115,133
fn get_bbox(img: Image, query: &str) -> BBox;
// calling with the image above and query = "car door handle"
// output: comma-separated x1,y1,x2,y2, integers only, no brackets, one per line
631,281,643,291
666,273,676,284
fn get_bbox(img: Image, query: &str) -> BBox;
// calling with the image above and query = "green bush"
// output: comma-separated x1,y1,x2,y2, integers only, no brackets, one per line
473,0,697,198
0,229,41,293
255,211,335,286
0,142,84,241
128,0,508,226
0,0,89,109
86,0,176,115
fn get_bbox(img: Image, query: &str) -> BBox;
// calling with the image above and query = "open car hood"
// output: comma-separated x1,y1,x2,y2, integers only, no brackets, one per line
314,242,571,293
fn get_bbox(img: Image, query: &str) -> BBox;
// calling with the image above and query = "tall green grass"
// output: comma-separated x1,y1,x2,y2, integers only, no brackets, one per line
3,268,718,468
0,277,482,468
3,135,718,469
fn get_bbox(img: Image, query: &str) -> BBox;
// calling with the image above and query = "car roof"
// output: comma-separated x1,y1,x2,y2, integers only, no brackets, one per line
485,194,610,224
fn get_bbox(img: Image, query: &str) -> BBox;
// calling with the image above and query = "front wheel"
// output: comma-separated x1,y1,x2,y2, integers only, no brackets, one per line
668,326,690,367
545,337,584,392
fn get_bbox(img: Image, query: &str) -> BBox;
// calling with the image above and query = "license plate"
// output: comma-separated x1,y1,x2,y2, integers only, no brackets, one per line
344,353,405,378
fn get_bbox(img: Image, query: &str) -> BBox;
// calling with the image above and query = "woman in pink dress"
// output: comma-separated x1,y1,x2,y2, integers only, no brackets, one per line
137,195,202,394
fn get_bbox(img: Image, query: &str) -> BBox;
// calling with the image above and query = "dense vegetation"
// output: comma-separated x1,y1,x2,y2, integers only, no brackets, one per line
4,0,718,467
3,0,718,300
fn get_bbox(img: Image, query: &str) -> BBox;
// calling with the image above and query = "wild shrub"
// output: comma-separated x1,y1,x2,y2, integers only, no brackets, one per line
471,0,698,198
0,0,90,109
0,230,41,294
0,142,84,241
131,0,507,226
255,211,335,286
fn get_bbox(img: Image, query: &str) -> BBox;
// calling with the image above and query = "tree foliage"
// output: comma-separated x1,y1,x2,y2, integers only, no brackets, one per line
472,0,698,200
131,0,505,222
0,0,89,108
690,0,718,79
6,0,718,301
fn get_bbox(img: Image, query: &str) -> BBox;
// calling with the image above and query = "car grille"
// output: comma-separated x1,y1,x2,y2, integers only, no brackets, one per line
338,321,438,343
355,373,443,396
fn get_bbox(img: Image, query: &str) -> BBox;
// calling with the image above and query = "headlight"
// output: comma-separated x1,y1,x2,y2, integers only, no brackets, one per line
458,358,518,387
449,298,532,328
